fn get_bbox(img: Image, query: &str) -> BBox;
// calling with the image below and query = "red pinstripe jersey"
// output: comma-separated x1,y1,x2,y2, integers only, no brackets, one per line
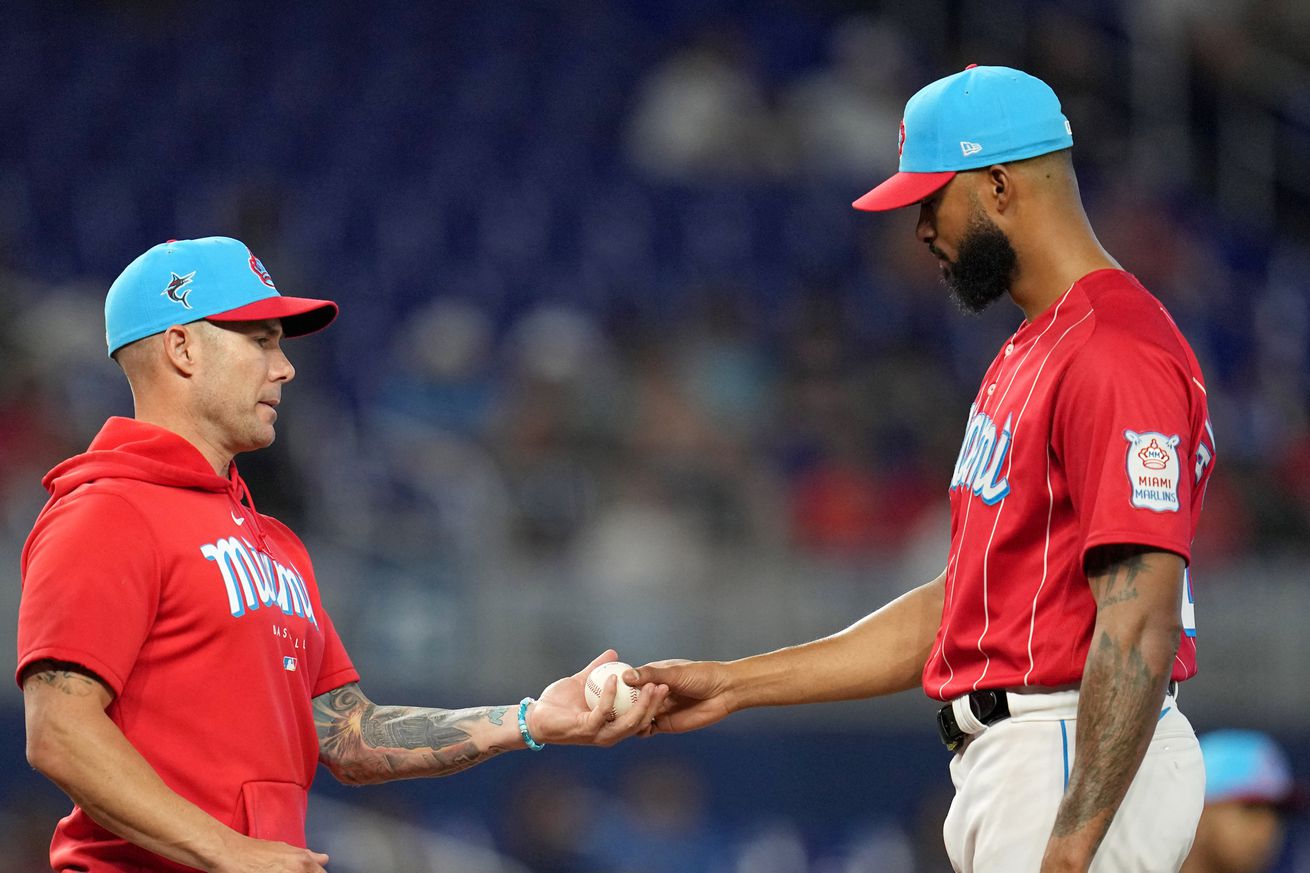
924,270,1214,701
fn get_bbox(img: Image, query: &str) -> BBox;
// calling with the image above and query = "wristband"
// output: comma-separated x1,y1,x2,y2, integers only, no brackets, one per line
518,697,545,751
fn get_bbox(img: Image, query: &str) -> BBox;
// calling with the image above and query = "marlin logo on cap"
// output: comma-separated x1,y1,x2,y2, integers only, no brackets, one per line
161,271,197,310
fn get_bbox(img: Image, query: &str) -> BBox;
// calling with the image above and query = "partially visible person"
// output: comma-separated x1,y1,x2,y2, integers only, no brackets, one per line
1182,730,1303,873
630,65,1217,873
16,237,667,873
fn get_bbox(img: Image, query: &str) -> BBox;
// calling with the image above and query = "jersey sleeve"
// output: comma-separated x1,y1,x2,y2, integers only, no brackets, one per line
16,491,161,694
1052,328,1197,565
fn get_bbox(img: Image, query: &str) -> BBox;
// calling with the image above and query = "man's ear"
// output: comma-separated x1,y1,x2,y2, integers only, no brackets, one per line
987,164,1012,213
162,324,201,376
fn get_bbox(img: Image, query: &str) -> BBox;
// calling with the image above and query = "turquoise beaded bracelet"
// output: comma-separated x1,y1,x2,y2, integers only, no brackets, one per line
518,697,545,751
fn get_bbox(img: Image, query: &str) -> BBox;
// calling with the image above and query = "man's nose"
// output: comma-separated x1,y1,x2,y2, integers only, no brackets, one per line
272,348,295,383
916,202,935,245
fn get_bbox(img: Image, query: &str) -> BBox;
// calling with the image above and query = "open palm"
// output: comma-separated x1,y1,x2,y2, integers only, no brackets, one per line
530,650,668,747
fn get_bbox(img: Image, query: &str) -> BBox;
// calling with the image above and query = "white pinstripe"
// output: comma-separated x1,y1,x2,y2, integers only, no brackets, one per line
935,352,1035,697
1024,444,1058,686
935,291,1071,698
971,298,1093,692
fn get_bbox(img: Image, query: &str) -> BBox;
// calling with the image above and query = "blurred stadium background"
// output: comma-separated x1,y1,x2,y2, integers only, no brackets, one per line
2,1,1308,870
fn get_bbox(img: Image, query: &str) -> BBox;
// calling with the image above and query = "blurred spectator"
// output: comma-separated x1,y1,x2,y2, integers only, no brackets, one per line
788,423,893,555
573,467,708,599
624,26,786,181
496,304,619,551
366,299,512,560
780,14,911,183
375,299,499,439
731,822,811,873
306,793,529,873
829,821,916,873
582,759,729,873
1181,730,1304,873
672,286,774,442
1027,5,1130,173
503,767,606,873
624,329,767,544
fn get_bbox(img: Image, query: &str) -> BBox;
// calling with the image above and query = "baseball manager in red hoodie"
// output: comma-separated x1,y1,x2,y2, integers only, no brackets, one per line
16,237,669,873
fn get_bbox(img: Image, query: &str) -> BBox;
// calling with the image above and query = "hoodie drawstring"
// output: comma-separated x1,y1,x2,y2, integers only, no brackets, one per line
227,463,272,554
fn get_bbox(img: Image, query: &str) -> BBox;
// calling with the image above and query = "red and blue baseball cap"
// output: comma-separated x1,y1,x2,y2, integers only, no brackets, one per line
105,236,338,356
1200,730,1304,810
853,65,1074,212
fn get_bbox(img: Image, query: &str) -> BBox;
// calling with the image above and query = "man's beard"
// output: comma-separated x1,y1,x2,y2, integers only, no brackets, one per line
936,209,1017,315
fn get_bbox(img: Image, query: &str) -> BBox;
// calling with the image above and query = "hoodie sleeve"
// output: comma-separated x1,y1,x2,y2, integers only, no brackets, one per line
17,490,161,695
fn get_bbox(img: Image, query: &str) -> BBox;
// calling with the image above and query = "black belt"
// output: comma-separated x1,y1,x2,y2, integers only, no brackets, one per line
936,690,1009,752
936,681,1180,752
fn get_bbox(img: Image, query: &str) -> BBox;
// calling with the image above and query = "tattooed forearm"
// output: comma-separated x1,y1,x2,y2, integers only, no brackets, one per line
1045,547,1183,861
313,684,513,784
1051,630,1167,840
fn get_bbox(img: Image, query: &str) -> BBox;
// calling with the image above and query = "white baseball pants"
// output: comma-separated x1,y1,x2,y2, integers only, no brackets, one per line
942,688,1205,873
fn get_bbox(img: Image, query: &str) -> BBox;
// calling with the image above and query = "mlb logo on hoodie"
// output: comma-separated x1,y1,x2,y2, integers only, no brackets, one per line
283,656,298,672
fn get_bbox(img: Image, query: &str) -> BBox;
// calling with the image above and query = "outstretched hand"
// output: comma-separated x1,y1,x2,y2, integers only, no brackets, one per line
623,659,736,735
529,650,669,747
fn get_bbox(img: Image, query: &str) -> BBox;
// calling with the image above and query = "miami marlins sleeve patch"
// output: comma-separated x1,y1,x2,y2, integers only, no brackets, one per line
1124,430,1181,512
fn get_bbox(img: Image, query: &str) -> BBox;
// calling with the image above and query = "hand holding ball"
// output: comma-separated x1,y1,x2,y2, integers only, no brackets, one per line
584,661,639,721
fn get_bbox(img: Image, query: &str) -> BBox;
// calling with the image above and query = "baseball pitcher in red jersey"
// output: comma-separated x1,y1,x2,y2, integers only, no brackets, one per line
629,66,1216,873
16,237,669,873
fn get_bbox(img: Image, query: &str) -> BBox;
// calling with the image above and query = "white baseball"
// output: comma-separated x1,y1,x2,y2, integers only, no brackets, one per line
584,661,639,721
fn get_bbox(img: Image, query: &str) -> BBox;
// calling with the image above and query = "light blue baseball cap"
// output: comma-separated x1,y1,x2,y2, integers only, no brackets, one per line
1200,730,1302,809
853,65,1074,212
105,236,338,357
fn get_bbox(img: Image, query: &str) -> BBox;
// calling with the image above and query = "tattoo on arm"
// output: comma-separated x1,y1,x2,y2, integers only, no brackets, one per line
1049,546,1181,849
1085,544,1149,610
30,670,102,697
1050,630,1163,840
313,684,512,784
22,661,109,700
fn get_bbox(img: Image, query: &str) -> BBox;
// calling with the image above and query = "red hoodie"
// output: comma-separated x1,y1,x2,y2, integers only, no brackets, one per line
17,417,358,872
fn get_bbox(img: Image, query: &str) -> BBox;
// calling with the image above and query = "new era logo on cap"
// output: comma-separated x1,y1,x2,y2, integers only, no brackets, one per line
853,65,1075,212
104,236,339,357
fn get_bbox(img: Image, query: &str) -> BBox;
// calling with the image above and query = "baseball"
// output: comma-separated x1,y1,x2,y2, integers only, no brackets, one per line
584,661,640,721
